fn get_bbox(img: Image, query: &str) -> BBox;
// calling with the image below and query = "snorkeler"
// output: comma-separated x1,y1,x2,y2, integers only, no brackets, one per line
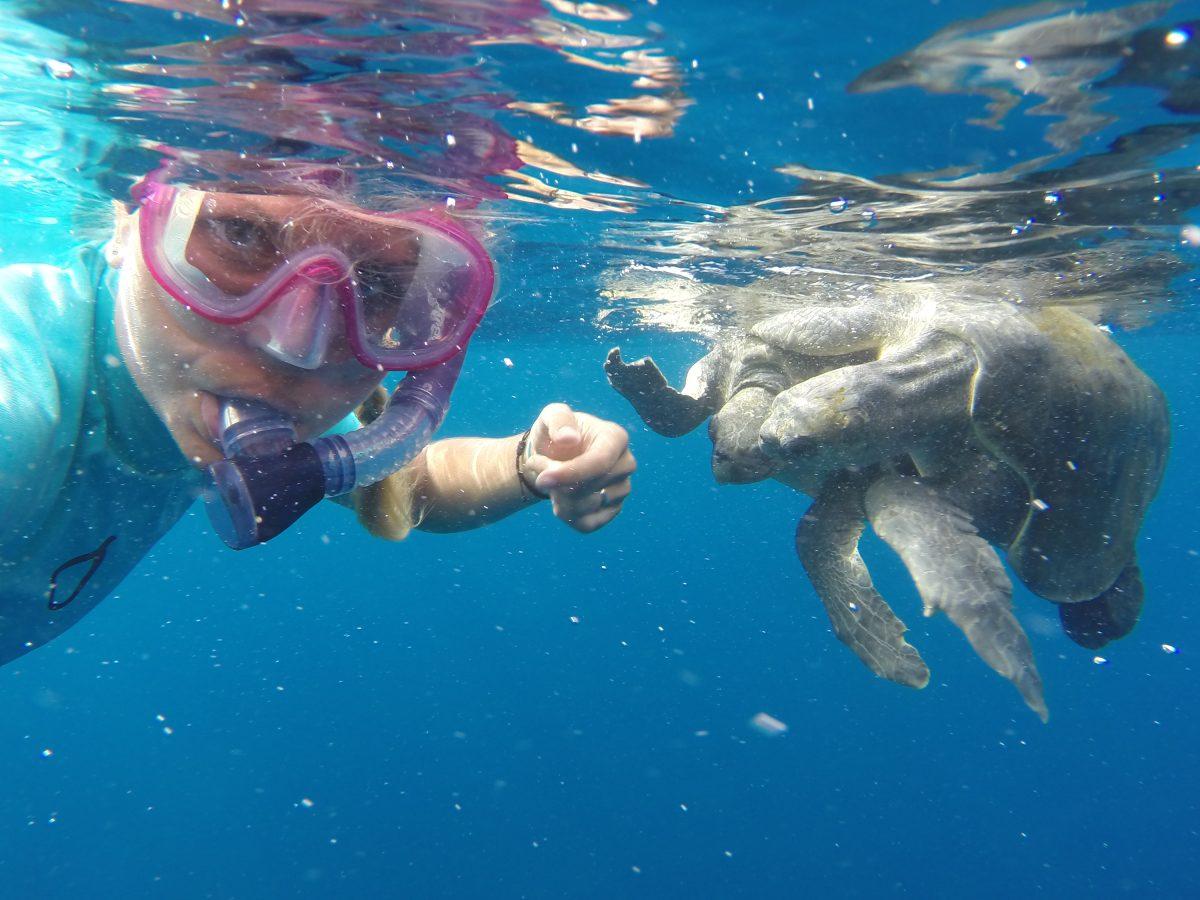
0,167,635,666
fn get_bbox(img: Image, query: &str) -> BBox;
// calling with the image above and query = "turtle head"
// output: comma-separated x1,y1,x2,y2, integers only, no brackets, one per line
709,386,778,483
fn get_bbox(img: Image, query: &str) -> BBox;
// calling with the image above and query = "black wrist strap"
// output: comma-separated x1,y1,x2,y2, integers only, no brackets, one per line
515,429,550,500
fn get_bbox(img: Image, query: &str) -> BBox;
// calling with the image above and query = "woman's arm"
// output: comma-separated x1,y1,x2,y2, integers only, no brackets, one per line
353,403,635,539
409,433,540,532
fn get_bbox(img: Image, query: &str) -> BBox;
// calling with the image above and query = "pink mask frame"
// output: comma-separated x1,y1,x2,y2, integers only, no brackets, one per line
130,173,496,372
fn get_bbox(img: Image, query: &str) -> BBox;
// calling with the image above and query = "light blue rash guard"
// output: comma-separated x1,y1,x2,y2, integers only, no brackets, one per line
0,244,200,666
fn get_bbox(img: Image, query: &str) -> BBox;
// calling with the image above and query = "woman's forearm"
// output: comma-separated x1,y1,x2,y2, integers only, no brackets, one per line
409,433,541,532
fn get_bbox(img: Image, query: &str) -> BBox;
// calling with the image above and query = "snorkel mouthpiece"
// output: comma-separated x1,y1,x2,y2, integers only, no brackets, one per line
203,352,466,550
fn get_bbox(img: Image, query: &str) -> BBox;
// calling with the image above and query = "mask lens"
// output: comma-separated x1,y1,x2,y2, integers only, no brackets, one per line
185,194,290,296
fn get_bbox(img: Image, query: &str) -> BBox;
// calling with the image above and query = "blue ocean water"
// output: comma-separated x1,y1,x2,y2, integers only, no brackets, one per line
2,1,1199,897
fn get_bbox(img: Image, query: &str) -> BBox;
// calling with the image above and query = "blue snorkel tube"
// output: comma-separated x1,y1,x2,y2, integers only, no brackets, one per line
204,352,464,550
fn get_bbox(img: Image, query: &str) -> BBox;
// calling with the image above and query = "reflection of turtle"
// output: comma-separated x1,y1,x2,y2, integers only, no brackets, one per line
606,288,1169,720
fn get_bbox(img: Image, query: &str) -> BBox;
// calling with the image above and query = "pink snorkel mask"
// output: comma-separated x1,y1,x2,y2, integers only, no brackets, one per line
131,169,497,549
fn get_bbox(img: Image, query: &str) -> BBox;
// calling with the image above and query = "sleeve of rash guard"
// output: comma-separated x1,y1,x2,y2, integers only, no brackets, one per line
0,270,68,542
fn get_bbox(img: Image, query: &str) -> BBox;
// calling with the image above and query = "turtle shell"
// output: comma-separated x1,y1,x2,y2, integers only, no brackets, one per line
953,304,1169,602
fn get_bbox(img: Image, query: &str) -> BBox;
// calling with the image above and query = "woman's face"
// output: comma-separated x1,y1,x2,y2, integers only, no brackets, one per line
109,205,385,467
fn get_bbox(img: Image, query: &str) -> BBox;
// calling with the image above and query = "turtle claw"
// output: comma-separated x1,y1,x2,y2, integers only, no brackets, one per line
796,476,931,690
604,347,713,437
866,475,1049,722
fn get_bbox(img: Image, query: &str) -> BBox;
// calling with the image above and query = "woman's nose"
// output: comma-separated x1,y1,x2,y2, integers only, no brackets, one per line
257,280,340,370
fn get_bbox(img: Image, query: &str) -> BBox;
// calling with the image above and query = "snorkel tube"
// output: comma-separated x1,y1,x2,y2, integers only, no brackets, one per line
204,352,464,550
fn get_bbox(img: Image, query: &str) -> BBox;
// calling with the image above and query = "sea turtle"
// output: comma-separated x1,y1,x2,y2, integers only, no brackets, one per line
605,285,1169,720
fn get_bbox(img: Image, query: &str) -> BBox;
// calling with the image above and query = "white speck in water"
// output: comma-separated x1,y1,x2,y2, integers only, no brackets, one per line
569,615,580,624
503,357,514,368
1162,643,1178,654
1066,460,1077,471
1165,28,1190,47
848,602,859,612
750,712,788,737
680,803,688,812
1093,656,1108,666
41,748,53,758
1014,56,1031,70
445,134,456,146
807,97,815,111
43,59,75,79
1032,498,1050,511
1182,225,1200,246
1044,192,1061,204
829,197,849,213
155,714,165,722
300,798,314,808
104,353,121,369
691,58,699,69
756,91,765,101
162,726,173,735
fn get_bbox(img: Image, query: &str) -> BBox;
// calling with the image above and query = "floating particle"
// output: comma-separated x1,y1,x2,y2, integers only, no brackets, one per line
848,602,859,612
155,713,166,722
1093,656,1108,665
750,712,788,737
1032,498,1050,512
1182,225,1200,247
1066,460,1077,471
680,803,688,812
568,615,580,624
1044,192,1061,205
807,97,814,111
859,207,878,228
828,197,849,213
1165,27,1190,46
43,59,75,79
724,850,734,858
41,748,53,758
445,134,457,147
1162,643,1178,654
162,726,173,735
300,798,314,808
1014,56,1031,70
503,357,514,368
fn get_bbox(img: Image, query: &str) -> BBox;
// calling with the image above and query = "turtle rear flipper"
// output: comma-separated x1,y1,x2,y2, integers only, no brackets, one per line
605,348,717,437
865,475,1048,723
796,474,930,689
1058,562,1144,650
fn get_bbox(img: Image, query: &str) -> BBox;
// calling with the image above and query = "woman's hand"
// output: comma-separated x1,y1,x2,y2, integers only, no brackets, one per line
520,403,635,533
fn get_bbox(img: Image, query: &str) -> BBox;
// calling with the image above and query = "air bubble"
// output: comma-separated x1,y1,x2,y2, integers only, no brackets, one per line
829,197,849,213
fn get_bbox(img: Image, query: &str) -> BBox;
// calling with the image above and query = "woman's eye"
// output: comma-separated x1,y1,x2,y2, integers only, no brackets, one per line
209,217,275,255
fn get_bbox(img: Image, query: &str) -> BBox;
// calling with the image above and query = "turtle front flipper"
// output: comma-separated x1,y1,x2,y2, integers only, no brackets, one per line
605,348,717,437
865,474,1048,722
795,474,930,689
1057,561,1144,650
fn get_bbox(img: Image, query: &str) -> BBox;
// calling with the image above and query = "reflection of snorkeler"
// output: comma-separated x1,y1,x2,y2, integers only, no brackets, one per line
0,170,634,666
